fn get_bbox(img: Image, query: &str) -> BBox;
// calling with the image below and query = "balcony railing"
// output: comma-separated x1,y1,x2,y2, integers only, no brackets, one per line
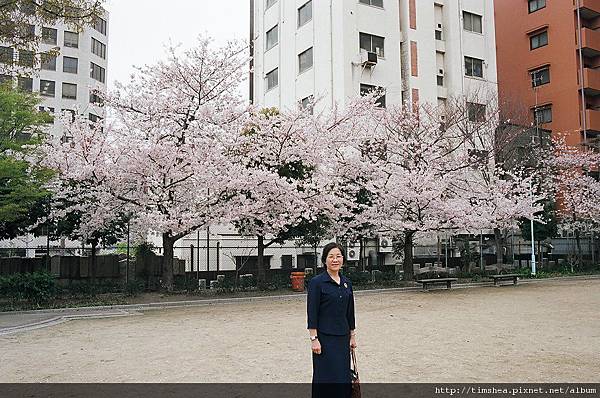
584,67,600,96
581,28,600,57
576,0,600,20
585,108,600,133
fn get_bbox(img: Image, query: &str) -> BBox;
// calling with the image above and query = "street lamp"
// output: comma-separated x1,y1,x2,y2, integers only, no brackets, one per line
529,71,542,277
529,176,536,277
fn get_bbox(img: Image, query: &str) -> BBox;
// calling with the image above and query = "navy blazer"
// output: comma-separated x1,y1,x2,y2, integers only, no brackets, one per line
307,271,356,336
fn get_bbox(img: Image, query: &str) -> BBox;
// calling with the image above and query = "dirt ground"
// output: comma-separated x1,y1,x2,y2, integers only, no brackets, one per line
1,278,599,383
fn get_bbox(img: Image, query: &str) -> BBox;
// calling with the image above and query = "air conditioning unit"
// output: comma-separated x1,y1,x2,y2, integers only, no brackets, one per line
347,241,361,261
361,51,378,67
378,236,393,253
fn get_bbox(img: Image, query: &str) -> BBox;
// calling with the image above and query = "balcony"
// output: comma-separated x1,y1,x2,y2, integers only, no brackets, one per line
576,0,600,20
435,39,446,53
581,28,600,58
585,109,600,133
584,67,600,96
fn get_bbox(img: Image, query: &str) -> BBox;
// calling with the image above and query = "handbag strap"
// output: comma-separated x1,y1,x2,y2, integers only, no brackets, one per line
351,348,359,374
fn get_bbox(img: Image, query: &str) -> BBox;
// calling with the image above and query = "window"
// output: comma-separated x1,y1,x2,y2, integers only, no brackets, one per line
61,109,76,122
467,102,486,122
266,25,278,51
534,105,552,124
88,113,102,123
530,31,548,50
20,2,36,15
91,38,106,59
62,83,77,100
298,1,312,27
360,84,386,108
90,90,104,105
437,75,444,87
463,11,482,33
0,46,14,64
300,95,314,113
266,0,277,9
359,32,385,58
529,0,546,13
63,56,78,74
531,67,550,87
359,0,383,7
0,75,12,84
298,47,313,74
90,62,106,83
64,31,79,48
19,24,35,40
17,77,33,92
93,17,107,35
435,30,442,40
18,50,34,67
39,106,55,114
265,68,278,91
42,27,57,45
39,80,55,97
41,53,56,71
464,56,483,78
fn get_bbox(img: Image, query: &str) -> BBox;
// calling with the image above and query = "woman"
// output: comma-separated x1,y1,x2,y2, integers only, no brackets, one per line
307,242,357,397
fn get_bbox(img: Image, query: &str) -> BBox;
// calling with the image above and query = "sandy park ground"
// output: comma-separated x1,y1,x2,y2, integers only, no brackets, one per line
0,278,599,383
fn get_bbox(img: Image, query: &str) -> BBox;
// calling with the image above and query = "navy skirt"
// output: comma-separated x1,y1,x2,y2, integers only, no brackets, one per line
312,333,351,398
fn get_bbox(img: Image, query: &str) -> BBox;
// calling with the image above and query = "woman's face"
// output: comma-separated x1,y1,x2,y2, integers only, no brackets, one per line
325,247,344,272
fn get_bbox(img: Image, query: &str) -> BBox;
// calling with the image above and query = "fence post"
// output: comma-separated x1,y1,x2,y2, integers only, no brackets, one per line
216,241,220,271
190,244,194,274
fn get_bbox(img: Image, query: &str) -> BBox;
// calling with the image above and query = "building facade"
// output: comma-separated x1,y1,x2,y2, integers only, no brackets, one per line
250,0,498,112
0,14,109,257
495,0,600,148
177,0,501,274
0,13,109,136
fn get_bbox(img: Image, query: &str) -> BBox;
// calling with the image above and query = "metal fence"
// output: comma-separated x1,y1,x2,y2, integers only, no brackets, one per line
1,236,597,279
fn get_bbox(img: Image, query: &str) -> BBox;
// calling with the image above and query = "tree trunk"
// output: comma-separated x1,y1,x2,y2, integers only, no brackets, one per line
90,241,98,284
402,231,415,281
162,233,175,291
494,228,503,265
257,235,266,283
575,229,582,269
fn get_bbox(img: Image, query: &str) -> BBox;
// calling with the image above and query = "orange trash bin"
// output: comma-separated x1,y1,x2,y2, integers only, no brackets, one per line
290,272,305,292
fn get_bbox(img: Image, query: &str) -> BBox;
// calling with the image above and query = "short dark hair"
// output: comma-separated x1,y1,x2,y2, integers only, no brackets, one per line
321,242,346,265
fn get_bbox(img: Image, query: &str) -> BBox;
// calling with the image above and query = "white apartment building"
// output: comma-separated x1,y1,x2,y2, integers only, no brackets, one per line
250,0,497,112
0,14,109,257
0,13,109,136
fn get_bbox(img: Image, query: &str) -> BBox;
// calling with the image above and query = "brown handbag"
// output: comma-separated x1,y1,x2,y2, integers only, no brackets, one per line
351,348,361,398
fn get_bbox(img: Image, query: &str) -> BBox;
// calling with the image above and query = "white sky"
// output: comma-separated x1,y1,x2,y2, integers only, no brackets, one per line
105,0,249,90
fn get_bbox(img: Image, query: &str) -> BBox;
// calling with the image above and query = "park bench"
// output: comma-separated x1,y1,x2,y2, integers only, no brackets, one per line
415,278,458,291
489,274,519,286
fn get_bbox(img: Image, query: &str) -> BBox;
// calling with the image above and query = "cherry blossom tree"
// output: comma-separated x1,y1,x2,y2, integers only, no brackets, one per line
224,97,376,282
331,99,542,280
546,136,600,265
41,36,250,290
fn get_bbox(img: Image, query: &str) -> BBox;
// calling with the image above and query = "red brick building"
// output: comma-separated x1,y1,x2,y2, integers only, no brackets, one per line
495,0,600,148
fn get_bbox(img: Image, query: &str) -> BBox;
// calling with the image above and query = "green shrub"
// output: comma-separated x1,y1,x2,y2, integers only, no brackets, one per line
213,275,235,293
258,274,289,291
374,270,399,285
345,269,371,286
239,274,256,291
123,279,145,297
67,281,99,297
0,271,57,305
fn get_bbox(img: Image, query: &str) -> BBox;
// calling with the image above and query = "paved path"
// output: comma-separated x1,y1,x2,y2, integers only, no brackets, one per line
1,275,599,336
1,276,599,383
